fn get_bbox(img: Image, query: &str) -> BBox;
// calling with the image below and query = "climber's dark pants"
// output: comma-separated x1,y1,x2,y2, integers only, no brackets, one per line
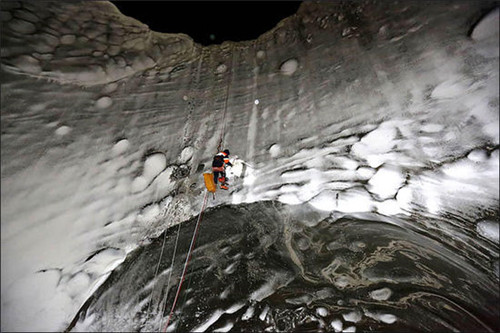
212,167,226,184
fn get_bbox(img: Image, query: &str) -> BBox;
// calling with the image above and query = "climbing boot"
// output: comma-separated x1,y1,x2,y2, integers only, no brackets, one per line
219,177,225,183
220,184,229,190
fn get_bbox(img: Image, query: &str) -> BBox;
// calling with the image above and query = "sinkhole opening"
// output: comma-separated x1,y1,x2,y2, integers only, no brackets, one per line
111,1,302,46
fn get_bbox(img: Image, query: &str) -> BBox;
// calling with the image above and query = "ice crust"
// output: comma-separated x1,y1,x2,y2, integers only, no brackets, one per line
1,1,498,332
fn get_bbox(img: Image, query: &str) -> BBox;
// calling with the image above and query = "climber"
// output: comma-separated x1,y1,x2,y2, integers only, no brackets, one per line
212,149,232,190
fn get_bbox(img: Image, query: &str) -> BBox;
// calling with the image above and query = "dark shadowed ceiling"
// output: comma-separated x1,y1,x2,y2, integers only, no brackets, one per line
111,1,302,46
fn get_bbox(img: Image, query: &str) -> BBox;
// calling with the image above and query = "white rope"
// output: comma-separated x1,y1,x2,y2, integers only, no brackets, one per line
157,221,182,331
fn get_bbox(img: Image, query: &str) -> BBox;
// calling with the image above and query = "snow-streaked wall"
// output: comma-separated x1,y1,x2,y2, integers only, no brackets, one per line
1,1,498,331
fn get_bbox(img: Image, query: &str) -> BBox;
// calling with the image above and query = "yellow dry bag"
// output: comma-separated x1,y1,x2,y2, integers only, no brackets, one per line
203,173,216,193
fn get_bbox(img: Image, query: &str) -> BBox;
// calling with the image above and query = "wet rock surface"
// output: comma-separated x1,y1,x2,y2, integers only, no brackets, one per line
70,201,499,332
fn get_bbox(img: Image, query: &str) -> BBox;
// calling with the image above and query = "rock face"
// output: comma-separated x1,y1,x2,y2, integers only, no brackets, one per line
1,1,498,332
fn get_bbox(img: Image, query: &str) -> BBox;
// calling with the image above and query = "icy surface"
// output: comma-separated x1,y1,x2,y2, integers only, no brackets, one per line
1,1,499,332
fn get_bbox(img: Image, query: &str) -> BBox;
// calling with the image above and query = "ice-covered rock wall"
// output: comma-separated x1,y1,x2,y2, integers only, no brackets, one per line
1,1,498,331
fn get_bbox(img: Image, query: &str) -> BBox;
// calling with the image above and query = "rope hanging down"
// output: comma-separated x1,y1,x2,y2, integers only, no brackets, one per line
216,54,233,152
163,53,233,332
162,190,209,331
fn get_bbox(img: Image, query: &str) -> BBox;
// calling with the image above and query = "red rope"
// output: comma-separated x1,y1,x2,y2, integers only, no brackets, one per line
162,190,209,332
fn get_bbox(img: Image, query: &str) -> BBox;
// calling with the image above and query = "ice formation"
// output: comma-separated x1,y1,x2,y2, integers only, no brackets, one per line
1,1,498,332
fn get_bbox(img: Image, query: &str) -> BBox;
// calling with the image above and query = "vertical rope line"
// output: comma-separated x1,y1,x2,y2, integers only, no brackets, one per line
162,190,209,332
217,46,234,152
157,221,182,331
144,223,168,321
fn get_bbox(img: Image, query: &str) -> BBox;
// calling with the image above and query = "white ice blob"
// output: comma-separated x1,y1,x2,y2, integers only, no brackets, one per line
308,190,337,212
342,310,362,323
377,199,402,215
111,139,130,156
368,166,405,200
259,305,270,321
55,125,72,136
179,146,194,163
241,306,255,321
477,220,499,243
316,307,328,317
330,319,343,332
143,153,167,180
280,58,298,75
471,8,499,41
131,153,167,193
137,204,160,224
431,79,469,99
269,144,281,157
467,149,488,163
225,303,245,314
369,287,392,301
95,96,112,109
